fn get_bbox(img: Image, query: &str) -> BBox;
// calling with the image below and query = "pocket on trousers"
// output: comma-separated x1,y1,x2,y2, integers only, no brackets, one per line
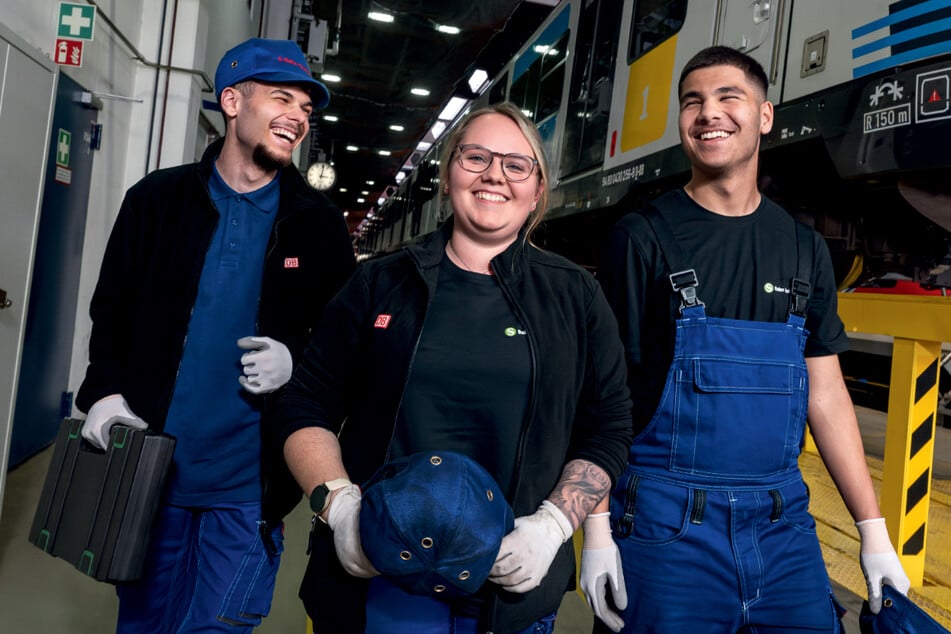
218,523,284,626
611,476,690,545
671,358,799,479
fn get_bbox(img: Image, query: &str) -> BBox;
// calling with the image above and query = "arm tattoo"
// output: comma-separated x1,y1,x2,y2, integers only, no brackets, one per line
548,459,611,530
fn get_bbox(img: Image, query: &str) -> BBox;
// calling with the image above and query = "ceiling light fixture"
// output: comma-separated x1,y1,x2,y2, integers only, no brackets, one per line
368,11,394,23
388,124,404,132
366,180,375,185
436,24,460,35
468,69,489,94
438,96,468,121
410,87,430,97
357,197,366,203
323,115,338,122
378,150,391,156
346,145,359,151
321,73,341,83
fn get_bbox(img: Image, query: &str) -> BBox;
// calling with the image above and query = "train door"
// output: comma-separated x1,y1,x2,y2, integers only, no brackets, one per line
559,0,624,179
715,0,788,98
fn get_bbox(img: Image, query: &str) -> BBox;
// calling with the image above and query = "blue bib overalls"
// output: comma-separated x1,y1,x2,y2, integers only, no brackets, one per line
603,210,845,633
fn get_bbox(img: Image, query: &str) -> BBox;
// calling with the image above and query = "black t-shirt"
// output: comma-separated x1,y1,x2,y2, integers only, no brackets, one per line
392,256,531,496
599,188,849,431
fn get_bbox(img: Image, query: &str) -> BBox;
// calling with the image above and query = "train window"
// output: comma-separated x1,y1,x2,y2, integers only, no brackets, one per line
628,0,687,63
536,32,569,122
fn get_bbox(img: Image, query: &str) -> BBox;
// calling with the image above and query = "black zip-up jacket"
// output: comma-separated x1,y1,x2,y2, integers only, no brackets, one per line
276,220,633,633
76,138,356,531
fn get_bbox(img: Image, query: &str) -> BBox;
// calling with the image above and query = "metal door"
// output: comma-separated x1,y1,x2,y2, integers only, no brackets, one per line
0,24,57,514
9,74,98,468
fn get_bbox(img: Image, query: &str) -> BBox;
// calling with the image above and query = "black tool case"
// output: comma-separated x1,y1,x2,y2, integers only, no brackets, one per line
29,418,175,583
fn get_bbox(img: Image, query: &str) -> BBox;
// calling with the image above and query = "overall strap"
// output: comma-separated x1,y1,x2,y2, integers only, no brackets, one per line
642,205,704,314
790,220,814,317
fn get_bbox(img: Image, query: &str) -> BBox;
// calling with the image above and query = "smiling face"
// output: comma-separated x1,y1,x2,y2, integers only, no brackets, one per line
224,80,313,173
446,112,542,247
678,64,773,180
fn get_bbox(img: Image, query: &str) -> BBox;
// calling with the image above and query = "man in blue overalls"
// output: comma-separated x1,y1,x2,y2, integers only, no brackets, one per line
593,46,911,632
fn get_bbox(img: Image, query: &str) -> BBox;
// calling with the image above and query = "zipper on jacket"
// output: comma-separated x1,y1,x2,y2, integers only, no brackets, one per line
381,251,435,464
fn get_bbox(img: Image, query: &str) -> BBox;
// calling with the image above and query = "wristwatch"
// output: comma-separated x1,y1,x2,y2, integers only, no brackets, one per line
309,478,352,515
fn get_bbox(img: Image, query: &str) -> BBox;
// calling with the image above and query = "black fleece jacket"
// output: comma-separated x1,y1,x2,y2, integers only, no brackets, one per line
76,138,356,529
276,220,632,633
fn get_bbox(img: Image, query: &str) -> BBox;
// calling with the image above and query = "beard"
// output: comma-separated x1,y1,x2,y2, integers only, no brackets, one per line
252,143,292,172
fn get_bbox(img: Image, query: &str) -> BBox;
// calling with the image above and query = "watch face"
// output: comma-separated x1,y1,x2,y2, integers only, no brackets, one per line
310,484,330,514
307,161,336,190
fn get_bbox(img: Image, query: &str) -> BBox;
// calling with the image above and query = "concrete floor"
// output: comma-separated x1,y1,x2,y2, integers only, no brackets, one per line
7,404,944,631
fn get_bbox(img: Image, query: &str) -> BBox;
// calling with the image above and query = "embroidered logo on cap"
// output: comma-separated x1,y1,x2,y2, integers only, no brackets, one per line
284,257,299,268
374,314,392,329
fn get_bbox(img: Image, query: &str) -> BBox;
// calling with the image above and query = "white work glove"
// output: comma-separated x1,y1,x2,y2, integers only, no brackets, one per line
82,394,148,450
237,336,292,394
856,517,911,614
326,484,379,578
489,500,573,593
580,512,627,632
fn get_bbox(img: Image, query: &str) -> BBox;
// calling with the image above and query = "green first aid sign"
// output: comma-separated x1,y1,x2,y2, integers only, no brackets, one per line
56,129,71,167
57,2,95,41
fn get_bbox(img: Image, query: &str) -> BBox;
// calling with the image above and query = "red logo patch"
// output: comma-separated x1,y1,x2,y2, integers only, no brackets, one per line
374,314,392,329
284,257,299,268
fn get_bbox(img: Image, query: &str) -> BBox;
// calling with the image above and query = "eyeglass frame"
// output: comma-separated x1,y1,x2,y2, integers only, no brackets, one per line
453,144,539,182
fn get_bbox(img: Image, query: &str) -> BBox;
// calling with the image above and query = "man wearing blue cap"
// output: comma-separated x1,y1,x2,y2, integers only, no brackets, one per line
75,37,355,632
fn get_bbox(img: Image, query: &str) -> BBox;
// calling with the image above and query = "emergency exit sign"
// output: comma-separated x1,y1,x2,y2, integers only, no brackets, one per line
57,3,95,41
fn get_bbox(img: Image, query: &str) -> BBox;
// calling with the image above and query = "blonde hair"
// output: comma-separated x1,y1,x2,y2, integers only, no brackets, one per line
437,102,549,242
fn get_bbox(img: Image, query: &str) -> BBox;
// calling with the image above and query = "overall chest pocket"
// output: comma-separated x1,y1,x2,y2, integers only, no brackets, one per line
670,357,806,480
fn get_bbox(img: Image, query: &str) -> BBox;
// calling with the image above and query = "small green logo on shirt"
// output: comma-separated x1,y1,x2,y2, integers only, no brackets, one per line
764,282,775,293
504,327,527,337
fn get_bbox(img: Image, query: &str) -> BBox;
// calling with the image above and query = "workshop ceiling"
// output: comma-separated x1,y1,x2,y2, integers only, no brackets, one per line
294,0,556,234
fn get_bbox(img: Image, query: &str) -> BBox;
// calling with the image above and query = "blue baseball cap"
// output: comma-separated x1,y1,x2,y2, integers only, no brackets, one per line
360,451,514,598
214,38,330,108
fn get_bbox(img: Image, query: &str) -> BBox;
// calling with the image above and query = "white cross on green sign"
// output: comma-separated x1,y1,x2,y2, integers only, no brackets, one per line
57,2,95,41
57,129,71,167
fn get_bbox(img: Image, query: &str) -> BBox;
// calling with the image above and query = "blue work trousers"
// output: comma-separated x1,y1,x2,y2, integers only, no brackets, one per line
115,502,283,633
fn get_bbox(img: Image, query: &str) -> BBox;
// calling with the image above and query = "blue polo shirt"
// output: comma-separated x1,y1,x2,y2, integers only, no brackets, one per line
163,162,280,506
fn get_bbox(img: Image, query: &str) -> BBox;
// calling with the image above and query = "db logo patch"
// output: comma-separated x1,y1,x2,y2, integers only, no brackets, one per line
374,314,392,329
284,257,299,269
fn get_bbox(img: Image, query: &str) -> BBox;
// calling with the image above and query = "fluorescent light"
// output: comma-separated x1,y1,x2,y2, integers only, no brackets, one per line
321,73,341,83
368,11,394,23
378,150,391,156
322,115,338,122
342,211,349,217
357,197,366,203
395,172,406,182
438,96,468,121
436,24,460,35
361,191,370,195
339,188,348,192
468,69,489,93
429,120,446,139
388,124,405,131
346,145,359,151
410,87,430,96
378,197,386,206
366,181,375,186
